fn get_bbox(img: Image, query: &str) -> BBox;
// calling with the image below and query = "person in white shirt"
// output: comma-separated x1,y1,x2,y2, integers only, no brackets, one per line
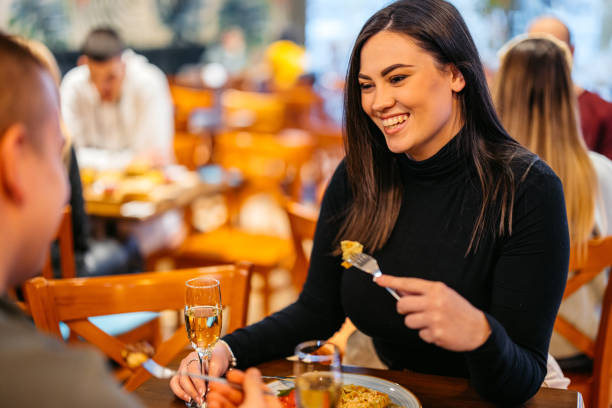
61,27,174,169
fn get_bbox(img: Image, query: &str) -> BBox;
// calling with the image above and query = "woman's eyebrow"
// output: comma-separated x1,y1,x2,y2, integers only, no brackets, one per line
359,64,414,80
381,63,413,76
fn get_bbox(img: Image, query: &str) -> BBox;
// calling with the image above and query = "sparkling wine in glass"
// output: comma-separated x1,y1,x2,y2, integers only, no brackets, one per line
185,277,222,407
294,340,342,408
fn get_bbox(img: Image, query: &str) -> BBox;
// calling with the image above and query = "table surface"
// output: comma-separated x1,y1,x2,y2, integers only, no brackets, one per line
133,359,582,408
85,180,226,221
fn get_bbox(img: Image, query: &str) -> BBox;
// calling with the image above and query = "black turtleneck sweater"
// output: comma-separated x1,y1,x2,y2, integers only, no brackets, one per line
223,135,569,405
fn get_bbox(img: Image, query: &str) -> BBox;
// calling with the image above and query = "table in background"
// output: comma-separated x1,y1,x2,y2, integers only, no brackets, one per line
85,180,226,222
133,359,583,408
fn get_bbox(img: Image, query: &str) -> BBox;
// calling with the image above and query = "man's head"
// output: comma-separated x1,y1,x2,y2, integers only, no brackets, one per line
527,16,574,55
78,27,126,102
0,33,68,292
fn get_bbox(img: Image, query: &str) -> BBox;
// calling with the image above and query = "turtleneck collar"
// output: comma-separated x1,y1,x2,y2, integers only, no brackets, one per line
396,128,469,182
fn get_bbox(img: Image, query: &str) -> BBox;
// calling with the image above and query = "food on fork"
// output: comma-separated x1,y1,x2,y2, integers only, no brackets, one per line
340,240,364,269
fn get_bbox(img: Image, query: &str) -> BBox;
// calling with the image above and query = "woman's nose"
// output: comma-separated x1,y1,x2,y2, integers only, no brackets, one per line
371,88,395,112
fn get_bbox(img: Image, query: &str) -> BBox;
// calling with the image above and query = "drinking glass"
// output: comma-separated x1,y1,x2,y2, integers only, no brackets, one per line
185,277,222,408
293,340,342,408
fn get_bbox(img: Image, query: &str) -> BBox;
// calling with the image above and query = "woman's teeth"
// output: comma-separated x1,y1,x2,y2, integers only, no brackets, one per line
382,114,408,129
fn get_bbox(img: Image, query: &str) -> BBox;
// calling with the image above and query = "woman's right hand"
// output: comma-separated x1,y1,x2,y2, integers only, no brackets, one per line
169,342,233,405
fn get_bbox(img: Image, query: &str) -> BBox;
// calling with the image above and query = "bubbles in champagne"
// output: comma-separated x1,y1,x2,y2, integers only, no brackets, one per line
184,305,222,353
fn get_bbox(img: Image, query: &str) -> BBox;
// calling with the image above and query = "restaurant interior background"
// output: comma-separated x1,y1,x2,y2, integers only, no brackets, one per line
1,0,612,322
3,0,612,98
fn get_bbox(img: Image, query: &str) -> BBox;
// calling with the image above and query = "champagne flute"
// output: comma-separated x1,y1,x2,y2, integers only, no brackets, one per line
294,340,342,408
185,277,222,408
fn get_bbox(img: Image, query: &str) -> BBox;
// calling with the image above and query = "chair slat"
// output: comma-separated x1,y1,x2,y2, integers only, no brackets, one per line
553,315,595,357
67,320,129,367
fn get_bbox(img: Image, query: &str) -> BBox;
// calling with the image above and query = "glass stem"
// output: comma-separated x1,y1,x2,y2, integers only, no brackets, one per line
196,349,209,399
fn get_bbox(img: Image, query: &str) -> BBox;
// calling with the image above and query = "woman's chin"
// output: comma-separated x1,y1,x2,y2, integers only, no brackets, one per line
385,140,410,155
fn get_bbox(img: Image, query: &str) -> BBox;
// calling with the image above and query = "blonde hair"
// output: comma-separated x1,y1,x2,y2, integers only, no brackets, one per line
494,35,598,259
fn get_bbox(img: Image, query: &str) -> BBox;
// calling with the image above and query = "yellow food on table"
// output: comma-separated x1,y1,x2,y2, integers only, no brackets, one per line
340,240,364,269
338,384,391,408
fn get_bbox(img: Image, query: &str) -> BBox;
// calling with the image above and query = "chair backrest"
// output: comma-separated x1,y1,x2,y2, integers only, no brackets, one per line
174,131,212,170
42,205,75,279
221,89,285,133
214,131,315,198
285,201,318,291
554,236,612,408
24,262,252,391
169,84,215,132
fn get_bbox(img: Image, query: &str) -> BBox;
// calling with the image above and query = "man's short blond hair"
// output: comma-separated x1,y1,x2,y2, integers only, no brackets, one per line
0,32,51,148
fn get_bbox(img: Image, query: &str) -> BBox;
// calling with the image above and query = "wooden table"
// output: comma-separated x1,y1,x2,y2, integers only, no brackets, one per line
85,180,225,222
133,359,583,408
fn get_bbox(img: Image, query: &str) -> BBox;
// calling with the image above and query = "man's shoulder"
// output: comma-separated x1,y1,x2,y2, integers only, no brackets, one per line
60,65,95,104
61,64,90,88
124,51,168,87
0,314,142,407
578,89,612,113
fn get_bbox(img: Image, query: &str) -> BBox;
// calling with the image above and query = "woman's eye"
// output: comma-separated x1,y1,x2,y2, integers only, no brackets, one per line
359,82,373,90
390,75,407,84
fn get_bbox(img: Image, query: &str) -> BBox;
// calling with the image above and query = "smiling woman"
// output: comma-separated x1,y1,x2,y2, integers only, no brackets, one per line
358,32,464,159
170,1,570,406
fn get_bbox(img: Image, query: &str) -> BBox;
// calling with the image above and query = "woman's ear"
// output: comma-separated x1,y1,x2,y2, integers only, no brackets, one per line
449,64,466,93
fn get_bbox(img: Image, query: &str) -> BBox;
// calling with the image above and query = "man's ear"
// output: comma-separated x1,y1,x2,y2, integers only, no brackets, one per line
0,124,28,204
77,55,88,66
449,64,466,93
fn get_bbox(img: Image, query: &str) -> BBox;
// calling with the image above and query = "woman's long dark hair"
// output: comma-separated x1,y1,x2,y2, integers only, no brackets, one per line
339,0,531,254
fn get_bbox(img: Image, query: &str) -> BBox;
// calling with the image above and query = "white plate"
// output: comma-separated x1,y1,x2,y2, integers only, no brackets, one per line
267,373,421,408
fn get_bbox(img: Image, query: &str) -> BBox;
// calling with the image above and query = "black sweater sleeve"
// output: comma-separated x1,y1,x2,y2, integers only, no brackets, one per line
464,164,569,405
222,163,350,368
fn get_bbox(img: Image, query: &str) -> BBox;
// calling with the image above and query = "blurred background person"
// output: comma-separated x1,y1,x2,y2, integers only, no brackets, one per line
528,16,612,160
61,27,174,170
16,36,145,278
205,27,248,77
494,34,612,370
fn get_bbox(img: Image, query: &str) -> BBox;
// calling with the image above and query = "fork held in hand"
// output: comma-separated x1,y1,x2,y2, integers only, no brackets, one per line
347,253,401,301
142,359,284,395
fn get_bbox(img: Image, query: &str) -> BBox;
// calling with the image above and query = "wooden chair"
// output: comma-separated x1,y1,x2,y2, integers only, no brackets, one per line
221,89,285,133
23,262,252,391
173,131,212,170
285,201,318,292
169,131,317,316
172,228,292,316
214,130,316,205
169,84,215,132
553,236,612,408
284,201,355,355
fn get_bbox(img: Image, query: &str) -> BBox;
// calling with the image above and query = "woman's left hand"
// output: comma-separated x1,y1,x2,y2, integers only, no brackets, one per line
375,275,491,352
207,369,281,408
